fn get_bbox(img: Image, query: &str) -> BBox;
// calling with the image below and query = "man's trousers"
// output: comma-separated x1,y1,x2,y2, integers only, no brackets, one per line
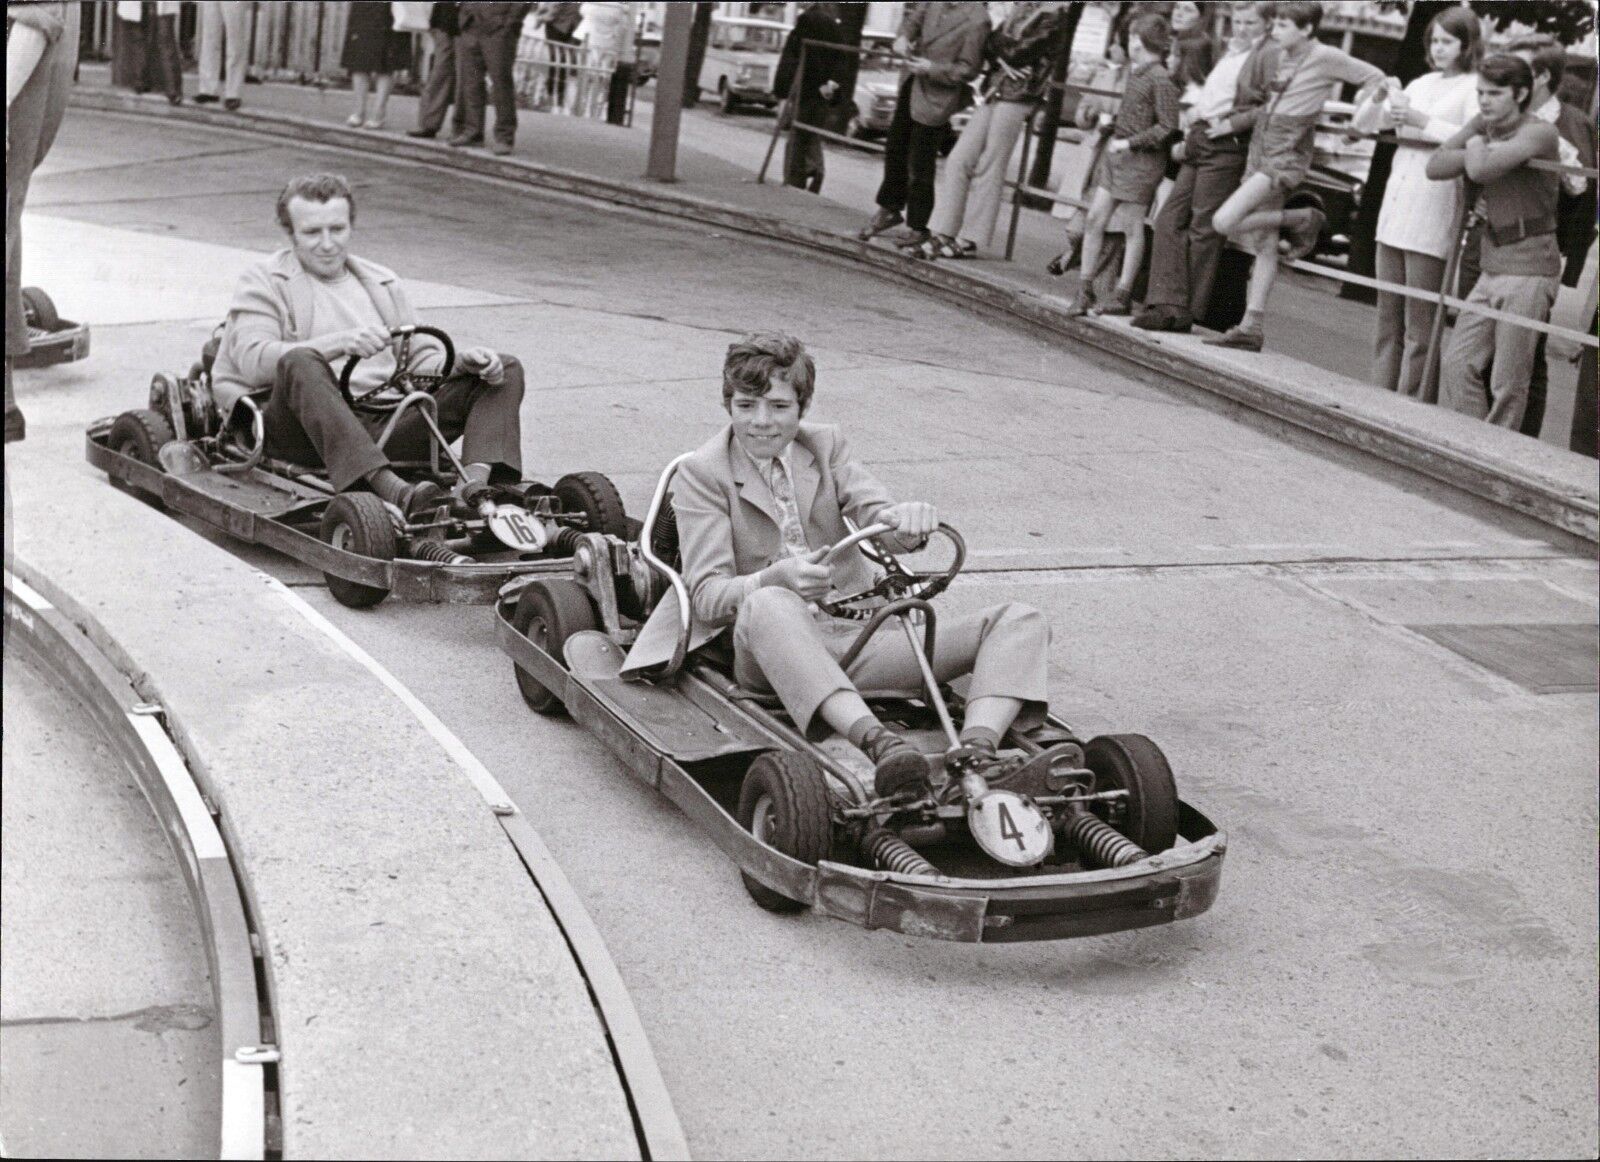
417,28,464,136
261,349,525,489
1440,271,1557,430
875,79,949,233
1143,130,1247,319
458,20,521,145
197,0,249,101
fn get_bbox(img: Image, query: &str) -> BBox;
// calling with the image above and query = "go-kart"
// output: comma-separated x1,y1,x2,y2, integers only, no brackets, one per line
88,325,630,609
497,456,1225,943
15,287,90,369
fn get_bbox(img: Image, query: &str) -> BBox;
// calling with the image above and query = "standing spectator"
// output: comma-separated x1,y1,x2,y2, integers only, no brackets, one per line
1506,34,1596,438
341,1,412,129
456,3,534,153
194,0,248,111
538,2,584,110
913,1,1068,259
1066,14,1180,317
773,2,849,194
856,2,990,250
1135,1,1279,333
1359,6,1480,399
113,1,183,105
1167,1,1217,95
1207,1,1387,351
1428,54,1562,429
577,3,637,126
7,0,81,444
409,3,466,140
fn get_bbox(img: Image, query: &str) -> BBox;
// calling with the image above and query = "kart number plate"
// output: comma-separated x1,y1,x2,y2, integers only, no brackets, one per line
488,505,548,552
967,789,1053,868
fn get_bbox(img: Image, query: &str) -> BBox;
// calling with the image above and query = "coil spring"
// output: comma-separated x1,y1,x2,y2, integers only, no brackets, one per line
862,828,940,877
548,526,583,556
408,539,472,565
1063,810,1147,868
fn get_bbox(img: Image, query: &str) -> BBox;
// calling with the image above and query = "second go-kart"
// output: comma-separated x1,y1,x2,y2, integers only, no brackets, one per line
89,325,630,608
498,456,1225,944
15,286,90,369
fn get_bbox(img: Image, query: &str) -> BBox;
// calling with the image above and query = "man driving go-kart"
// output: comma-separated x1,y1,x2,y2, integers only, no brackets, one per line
211,172,523,516
621,332,1051,799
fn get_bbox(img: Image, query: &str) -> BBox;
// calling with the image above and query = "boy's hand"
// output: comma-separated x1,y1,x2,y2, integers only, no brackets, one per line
766,547,832,601
458,347,505,385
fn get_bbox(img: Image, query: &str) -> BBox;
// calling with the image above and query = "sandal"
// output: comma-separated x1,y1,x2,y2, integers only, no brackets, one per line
903,238,940,260
938,237,978,259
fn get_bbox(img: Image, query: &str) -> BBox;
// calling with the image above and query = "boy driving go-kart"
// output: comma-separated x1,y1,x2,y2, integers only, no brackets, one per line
621,332,1052,799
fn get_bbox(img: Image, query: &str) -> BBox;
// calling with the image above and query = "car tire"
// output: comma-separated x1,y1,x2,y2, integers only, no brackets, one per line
511,578,599,715
736,751,834,913
719,86,737,116
318,492,397,610
1083,734,1179,854
21,287,61,330
108,409,176,510
553,471,630,539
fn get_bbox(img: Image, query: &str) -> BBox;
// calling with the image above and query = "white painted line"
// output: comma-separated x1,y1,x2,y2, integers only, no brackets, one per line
219,1060,267,1162
2,570,54,611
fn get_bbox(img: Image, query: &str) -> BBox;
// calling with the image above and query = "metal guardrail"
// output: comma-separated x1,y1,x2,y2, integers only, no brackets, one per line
514,31,636,125
3,568,274,1160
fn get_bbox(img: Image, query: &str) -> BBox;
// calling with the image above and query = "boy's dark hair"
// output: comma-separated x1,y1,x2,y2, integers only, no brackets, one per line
276,173,356,231
1277,0,1322,33
723,332,816,413
1507,33,1566,93
1479,53,1536,110
1129,13,1172,59
1252,1,1278,22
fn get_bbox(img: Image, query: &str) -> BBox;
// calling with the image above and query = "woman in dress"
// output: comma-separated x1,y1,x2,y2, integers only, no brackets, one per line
341,2,415,129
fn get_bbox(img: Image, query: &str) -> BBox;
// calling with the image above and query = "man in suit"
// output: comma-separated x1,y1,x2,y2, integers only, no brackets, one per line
409,2,465,140
212,174,525,515
773,1,849,194
455,2,534,154
622,333,1051,798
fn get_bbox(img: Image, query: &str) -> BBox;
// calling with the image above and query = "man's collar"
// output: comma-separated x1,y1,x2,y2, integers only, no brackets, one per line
1533,94,1561,123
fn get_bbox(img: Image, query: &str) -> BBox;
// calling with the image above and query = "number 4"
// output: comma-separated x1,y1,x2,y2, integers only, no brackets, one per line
997,802,1026,851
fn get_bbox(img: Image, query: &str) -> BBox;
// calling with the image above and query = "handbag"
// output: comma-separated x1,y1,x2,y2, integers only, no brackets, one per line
391,2,435,33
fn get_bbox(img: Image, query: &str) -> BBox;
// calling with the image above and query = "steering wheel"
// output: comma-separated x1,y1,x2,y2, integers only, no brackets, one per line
337,324,456,410
817,522,966,620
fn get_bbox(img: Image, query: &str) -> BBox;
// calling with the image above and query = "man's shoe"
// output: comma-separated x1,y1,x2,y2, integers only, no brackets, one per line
1282,207,1326,263
4,406,26,444
448,134,484,148
1202,325,1264,352
1166,309,1195,334
491,139,513,156
399,480,447,519
193,92,219,105
407,127,438,138
857,207,903,241
223,97,242,111
1131,307,1175,331
863,727,929,798
1095,288,1134,317
893,226,931,249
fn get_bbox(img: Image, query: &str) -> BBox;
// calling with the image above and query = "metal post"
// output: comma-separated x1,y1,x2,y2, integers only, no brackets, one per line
646,2,694,181
759,37,805,185
1420,209,1472,405
1005,112,1035,262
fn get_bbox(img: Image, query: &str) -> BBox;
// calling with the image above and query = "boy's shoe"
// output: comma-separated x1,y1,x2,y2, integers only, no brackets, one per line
1045,242,1079,276
399,479,447,519
1202,325,1264,352
223,98,242,111
857,207,904,240
491,139,514,156
1065,287,1096,318
863,727,929,798
193,92,219,105
447,134,484,147
1282,207,1326,263
407,127,438,138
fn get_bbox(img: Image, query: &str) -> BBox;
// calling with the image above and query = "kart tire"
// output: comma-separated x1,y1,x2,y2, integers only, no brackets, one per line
511,578,598,715
319,492,398,609
736,751,834,913
108,409,176,511
21,287,60,330
553,471,630,539
1083,734,1179,854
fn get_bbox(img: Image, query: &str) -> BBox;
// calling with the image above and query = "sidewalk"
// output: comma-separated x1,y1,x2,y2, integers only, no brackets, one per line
66,65,1597,543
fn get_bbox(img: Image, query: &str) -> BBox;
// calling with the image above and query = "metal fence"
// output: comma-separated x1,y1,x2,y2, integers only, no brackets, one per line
513,32,636,124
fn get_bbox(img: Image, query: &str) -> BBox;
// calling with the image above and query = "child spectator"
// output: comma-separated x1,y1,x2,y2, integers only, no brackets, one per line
1066,14,1181,317
1207,0,1388,351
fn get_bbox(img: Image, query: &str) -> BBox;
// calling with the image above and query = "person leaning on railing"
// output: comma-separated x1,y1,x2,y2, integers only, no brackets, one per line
1427,54,1563,431
907,1,1069,260
772,2,850,195
1354,5,1480,401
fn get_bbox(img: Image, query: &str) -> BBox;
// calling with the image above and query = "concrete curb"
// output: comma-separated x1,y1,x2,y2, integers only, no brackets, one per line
67,88,1599,545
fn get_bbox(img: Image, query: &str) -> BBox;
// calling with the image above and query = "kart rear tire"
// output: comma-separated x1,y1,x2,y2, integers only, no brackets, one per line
108,409,176,510
554,471,630,539
512,578,598,715
736,751,834,913
319,492,397,609
1083,734,1179,854
21,287,60,330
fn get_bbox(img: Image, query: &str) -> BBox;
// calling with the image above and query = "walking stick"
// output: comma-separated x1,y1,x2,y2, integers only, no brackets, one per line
1421,208,1475,405
759,39,805,184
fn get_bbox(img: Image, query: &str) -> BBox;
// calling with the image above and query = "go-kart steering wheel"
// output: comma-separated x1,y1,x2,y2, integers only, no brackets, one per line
817,522,966,619
337,324,456,410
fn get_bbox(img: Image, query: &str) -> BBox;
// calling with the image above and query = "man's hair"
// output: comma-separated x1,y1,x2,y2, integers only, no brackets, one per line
1129,13,1172,59
1479,52,1535,110
722,332,816,413
1242,1,1278,23
1277,0,1322,33
1428,7,1483,71
275,173,356,231
1507,33,1565,93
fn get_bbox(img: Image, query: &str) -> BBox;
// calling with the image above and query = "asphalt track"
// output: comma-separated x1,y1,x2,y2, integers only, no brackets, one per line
14,110,1599,1159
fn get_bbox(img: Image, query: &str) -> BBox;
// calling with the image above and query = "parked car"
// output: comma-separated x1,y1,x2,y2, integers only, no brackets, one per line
844,29,967,154
701,16,788,114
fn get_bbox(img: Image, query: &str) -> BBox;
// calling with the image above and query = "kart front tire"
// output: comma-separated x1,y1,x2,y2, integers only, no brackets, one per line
553,471,630,540
108,409,176,510
736,751,834,913
1083,733,1179,854
319,492,397,609
21,287,60,330
511,578,598,715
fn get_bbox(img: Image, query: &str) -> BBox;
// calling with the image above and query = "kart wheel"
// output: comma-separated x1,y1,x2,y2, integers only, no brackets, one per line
21,287,60,330
553,471,630,539
736,751,833,913
108,409,176,510
1083,734,1179,854
511,578,598,715
319,493,397,609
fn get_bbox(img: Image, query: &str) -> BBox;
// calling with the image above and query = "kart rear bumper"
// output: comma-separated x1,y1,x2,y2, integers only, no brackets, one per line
16,322,90,369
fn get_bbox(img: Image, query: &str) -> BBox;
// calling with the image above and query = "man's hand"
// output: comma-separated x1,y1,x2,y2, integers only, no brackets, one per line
882,501,938,539
820,79,840,101
1204,116,1232,139
1108,138,1130,155
907,56,932,75
1171,140,1187,162
458,346,505,385
765,547,832,601
340,325,392,359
